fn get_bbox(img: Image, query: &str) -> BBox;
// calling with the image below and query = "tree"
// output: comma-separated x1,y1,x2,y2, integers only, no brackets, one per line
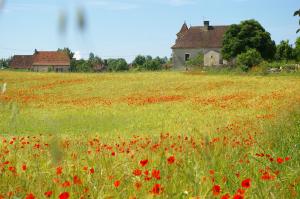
236,49,262,71
185,53,204,67
294,37,300,61
57,48,74,60
222,19,276,60
294,9,300,33
0,58,10,69
107,59,128,71
132,55,146,67
275,40,294,61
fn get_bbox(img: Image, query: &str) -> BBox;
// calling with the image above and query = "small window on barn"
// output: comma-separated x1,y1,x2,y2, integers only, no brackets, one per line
185,53,190,61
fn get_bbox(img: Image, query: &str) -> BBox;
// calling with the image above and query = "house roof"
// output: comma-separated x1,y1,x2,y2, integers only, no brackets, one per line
32,51,70,66
177,22,189,36
172,25,229,49
10,55,33,69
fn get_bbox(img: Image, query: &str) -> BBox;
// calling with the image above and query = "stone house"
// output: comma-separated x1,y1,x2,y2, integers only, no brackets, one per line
172,21,229,69
10,51,70,72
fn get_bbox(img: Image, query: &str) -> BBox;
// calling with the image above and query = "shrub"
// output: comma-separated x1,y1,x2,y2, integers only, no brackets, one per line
185,53,204,68
237,49,263,71
107,59,129,72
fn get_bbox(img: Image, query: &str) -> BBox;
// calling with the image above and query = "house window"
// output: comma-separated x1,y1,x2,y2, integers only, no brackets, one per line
185,53,190,61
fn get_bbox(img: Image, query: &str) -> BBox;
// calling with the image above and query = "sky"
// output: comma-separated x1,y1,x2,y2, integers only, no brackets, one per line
0,0,299,62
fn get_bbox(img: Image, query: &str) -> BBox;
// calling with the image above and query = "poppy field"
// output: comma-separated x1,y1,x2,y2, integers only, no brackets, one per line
0,71,300,198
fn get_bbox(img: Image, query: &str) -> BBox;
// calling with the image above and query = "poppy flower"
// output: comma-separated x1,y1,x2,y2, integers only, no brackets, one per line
152,169,161,180
140,159,148,167
277,157,284,164
133,169,142,176
212,185,221,196
25,193,35,199
73,175,82,185
285,156,290,161
62,181,71,187
167,156,175,164
241,178,251,188
90,167,95,174
151,184,162,195
22,164,27,171
56,167,62,175
44,191,53,197
233,194,244,199
135,181,142,190
59,192,70,199
221,193,230,199
114,180,121,188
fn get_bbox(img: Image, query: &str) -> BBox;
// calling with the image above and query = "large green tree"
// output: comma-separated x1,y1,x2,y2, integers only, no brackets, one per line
221,19,276,60
294,9,300,33
57,47,74,60
294,37,300,61
275,40,294,61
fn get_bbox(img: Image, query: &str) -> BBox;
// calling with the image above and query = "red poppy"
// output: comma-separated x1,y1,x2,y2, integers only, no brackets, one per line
151,184,162,195
44,191,53,198
233,194,244,199
62,181,71,187
209,169,215,175
22,164,27,171
212,185,221,196
241,178,251,188
59,192,70,199
73,175,82,185
277,157,284,164
25,193,35,199
221,193,230,199
285,156,290,161
140,159,148,167
56,167,62,175
133,169,142,176
114,180,121,188
8,166,16,173
135,181,142,190
90,168,95,174
152,169,161,180
167,156,175,164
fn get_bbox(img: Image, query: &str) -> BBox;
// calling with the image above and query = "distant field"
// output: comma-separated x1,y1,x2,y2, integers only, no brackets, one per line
0,71,299,198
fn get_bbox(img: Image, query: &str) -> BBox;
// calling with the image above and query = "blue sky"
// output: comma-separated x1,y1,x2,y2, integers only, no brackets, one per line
0,0,299,61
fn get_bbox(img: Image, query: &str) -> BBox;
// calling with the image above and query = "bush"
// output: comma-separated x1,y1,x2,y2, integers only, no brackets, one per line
107,59,129,72
237,49,263,71
131,55,167,71
185,53,204,68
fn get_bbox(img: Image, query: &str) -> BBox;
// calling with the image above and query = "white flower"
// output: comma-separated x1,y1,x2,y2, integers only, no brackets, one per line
1,83,6,94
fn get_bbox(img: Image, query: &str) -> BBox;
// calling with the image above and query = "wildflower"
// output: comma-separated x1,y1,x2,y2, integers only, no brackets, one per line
133,169,142,176
56,167,63,175
90,167,95,174
209,169,215,175
285,156,290,161
114,180,121,188
212,185,221,196
241,178,251,188
25,193,35,199
221,193,230,199
8,166,16,173
140,159,148,167
152,169,161,180
167,156,175,164
22,164,27,171
44,191,53,197
59,192,70,199
73,175,82,185
151,184,162,195
62,181,71,187
233,194,244,199
135,181,142,190
277,157,284,164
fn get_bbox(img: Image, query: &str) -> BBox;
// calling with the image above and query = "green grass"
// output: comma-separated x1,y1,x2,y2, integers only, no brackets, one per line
0,71,299,198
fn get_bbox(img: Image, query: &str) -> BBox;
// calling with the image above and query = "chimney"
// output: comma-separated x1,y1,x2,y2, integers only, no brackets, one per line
204,21,210,30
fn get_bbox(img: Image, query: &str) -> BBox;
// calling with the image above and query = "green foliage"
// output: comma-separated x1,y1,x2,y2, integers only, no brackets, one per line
185,53,204,67
294,9,300,33
222,19,276,60
132,55,167,71
275,40,294,61
237,49,263,71
57,47,74,60
0,58,10,69
295,37,300,61
107,58,128,71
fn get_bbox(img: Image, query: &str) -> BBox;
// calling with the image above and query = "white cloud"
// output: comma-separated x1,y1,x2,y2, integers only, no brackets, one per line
74,51,82,60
